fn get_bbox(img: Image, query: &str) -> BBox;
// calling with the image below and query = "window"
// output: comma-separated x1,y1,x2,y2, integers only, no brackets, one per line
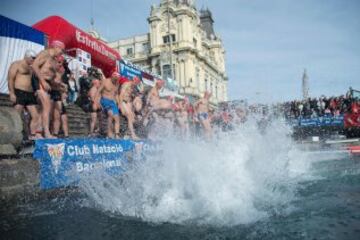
193,38,197,48
163,34,176,44
142,43,149,53
126,48,133,56
162,64,172,80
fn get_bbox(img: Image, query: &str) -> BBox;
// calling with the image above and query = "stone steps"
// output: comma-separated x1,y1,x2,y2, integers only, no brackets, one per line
0,93,90,137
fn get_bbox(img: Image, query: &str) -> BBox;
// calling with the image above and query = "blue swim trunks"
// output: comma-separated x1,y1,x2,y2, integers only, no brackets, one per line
198,112,209,121
100,97,119,116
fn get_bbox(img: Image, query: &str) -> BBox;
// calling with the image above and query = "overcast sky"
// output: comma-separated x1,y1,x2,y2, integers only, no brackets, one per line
1,0,359,103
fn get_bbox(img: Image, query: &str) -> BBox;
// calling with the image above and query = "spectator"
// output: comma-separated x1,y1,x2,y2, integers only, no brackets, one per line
67,73,78,103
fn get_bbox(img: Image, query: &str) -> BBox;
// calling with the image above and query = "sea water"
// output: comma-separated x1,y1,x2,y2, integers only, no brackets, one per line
1,118,360,239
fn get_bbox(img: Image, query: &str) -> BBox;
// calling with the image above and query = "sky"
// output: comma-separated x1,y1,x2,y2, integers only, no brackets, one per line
1,0,359,103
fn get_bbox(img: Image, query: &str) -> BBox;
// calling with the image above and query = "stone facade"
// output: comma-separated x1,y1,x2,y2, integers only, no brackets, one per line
108,0,228,104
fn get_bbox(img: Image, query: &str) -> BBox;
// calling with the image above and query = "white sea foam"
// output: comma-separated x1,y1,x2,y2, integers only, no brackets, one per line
79,117,312,226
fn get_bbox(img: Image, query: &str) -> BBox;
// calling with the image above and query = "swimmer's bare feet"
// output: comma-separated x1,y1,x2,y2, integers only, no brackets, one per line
28,133,43,140
131,135,141,141
44,133,57,139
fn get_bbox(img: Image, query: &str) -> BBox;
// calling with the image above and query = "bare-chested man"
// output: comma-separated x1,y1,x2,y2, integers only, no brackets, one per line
194,91,212,139
117,76,142,140
98,72,120,138
51,55,69,137
88,78,102,137
176,98,190,138
32,40,65,138
7,50,42,139
146,79,173,111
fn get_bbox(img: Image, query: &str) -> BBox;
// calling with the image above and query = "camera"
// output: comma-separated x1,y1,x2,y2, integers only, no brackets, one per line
87,67,102,80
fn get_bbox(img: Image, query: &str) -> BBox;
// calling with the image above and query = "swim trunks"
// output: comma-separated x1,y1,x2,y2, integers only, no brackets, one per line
100,97,120,116
32,74,52,93
198,112,209,121
31,74,40,91
50,90,62,102
14,89,38,106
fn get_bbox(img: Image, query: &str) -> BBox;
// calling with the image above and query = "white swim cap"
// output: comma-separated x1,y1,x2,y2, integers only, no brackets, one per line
24,49,37,58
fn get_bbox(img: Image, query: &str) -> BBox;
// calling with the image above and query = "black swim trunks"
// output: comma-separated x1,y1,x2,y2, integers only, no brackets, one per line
31,74,40,92
50,90,62,102
78,96,100,113
14,89,38,106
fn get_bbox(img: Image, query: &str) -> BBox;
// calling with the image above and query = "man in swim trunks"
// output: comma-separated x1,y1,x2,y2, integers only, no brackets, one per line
98,72,120,138
32,40,65,138
194,91,212,139
7,49,42,139
88,78,102,137
51,55,69,137
146,79,174,111
176,98,190,138
117,76,142,140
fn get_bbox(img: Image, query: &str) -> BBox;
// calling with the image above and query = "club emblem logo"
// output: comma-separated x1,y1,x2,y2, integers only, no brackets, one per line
47,143,65,174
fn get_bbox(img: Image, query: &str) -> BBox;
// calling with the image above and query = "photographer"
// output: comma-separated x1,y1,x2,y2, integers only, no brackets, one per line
76,68,101,112
76,67,104,137
67,72,78,103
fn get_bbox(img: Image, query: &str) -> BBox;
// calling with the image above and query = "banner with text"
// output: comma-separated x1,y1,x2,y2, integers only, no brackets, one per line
33,138,156,189
119,60,142,80
297,115,344,127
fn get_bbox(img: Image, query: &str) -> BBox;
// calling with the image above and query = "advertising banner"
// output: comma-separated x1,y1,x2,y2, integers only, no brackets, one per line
119,60,142,80
33,138,155,189
297,115,344,127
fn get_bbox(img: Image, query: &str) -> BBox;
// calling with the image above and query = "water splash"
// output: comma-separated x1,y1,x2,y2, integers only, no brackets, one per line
79,118,311,226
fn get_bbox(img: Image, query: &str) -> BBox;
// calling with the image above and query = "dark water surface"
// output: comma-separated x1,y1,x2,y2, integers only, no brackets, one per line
1,155,360,240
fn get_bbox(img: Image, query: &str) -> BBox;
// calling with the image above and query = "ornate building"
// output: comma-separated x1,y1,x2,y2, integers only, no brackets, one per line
108,0,228,103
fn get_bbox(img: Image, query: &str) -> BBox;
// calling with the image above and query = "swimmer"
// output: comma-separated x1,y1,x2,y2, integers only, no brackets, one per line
146,79,174,111
194,91,213,139
32,40,65,138
7,49,42,140
51,55,68,137
117,76,142,140
88,78,102,137
98,72,120,138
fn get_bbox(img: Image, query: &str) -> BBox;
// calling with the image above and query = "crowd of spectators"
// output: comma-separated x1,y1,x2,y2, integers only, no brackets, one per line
282,92,356,119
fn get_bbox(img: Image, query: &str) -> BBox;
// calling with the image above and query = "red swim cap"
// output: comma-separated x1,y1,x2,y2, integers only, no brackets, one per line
133,76,141,85
111,72,121,79
119,76,129,85
56,55,65,62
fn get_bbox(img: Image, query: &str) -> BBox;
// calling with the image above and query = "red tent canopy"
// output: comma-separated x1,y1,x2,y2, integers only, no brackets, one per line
32,16,120,77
